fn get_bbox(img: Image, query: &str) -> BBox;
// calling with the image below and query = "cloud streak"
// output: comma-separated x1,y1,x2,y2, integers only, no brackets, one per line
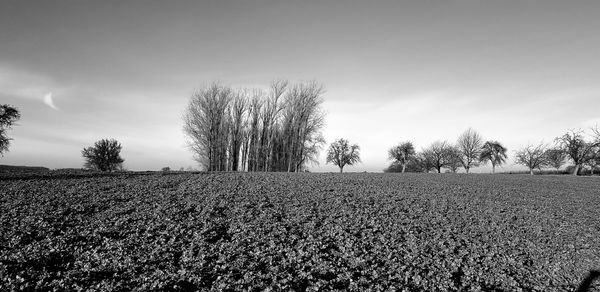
43,92,58,110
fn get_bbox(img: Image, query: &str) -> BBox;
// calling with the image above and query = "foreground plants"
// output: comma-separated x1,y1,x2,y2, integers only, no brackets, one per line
1,172,599,291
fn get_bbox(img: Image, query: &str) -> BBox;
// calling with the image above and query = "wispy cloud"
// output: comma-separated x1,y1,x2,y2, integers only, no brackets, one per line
43,92,59,110
0,65,70,109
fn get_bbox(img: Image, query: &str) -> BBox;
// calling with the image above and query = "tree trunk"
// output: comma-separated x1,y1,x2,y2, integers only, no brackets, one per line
530,169,534,175
401,164,406,173
492,164,496,174
437,166,442,173
465,167,470,174
573,164,580,176
339,166,343,173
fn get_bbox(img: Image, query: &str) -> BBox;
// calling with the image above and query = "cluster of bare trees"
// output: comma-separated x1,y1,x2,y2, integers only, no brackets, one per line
514,128,600,175
385,128,508,173
183,80,326,172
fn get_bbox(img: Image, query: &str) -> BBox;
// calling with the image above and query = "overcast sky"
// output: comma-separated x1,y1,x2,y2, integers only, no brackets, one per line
1,0,599,172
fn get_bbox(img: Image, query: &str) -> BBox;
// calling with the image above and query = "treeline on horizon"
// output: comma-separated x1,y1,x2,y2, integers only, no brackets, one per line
1,80,600,176
383,128,600,176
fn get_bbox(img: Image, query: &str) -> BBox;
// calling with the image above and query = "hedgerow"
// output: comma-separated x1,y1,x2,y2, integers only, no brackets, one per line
1,173,599,291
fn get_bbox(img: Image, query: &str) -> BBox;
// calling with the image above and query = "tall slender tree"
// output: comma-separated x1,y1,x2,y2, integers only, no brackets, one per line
183,82,232,171
456,128,483,173
228,90,248,171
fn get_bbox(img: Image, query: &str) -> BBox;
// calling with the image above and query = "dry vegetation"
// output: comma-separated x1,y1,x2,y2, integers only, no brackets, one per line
1,172,599,291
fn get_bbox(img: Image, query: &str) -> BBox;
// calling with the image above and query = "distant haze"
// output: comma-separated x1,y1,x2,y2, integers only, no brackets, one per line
1,0,599,172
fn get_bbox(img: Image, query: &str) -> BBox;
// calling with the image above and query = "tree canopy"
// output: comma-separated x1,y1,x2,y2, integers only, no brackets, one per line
0,104,21,157
326,138,360,173
480,141,507,173
82,139,125,172
388,142,415,173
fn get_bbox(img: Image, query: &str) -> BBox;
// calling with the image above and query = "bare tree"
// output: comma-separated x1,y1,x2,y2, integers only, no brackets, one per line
326,138,360,173
183,82,232,171
456,128,483,173
0,104,21,157
413,152,437,173
298,133,326,172
262,80,286,171
228,90,248,171
480,141,507,173
584,147,600,175
544,148,567,173
514,143,548,175
555,129,600,175
246,90,264,172
388,141,415,173
422,140,454,173
279,81,326,172
445,145,463,173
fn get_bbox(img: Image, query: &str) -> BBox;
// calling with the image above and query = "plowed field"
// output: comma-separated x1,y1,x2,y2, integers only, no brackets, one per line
1,172,599,291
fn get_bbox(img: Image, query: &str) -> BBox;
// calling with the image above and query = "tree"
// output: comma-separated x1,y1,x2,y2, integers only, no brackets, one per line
555,129,600,175
228,89,248,171
480,141,507,173
544,148,567,173
422,140,454,173
326,138,360,173
82,139,124,172
183,82,232,171
584,147,600,175
413,152,437,173
445,145,463,173
456,128,483,173
278,81,327,172
388,141,415,173
514,143,548,175
0,105,21,157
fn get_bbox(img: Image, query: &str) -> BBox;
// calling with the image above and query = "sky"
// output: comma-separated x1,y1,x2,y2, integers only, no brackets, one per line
1,0,599,172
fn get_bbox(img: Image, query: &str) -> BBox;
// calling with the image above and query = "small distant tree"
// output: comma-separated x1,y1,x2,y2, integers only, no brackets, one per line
544,148,567,173
326,138,360,173
555,129,600,175
585,149,600,175
161,167,171,172
414,152,437,173
388,141,415,173
514,143,548,175
82,139,124,172
456,128,483,173
445,145,463,173
0,105,21,157
422,140,454,173
480,141,507,173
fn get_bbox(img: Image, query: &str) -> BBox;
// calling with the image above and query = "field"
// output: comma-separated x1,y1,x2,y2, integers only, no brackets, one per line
1,172,599,291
